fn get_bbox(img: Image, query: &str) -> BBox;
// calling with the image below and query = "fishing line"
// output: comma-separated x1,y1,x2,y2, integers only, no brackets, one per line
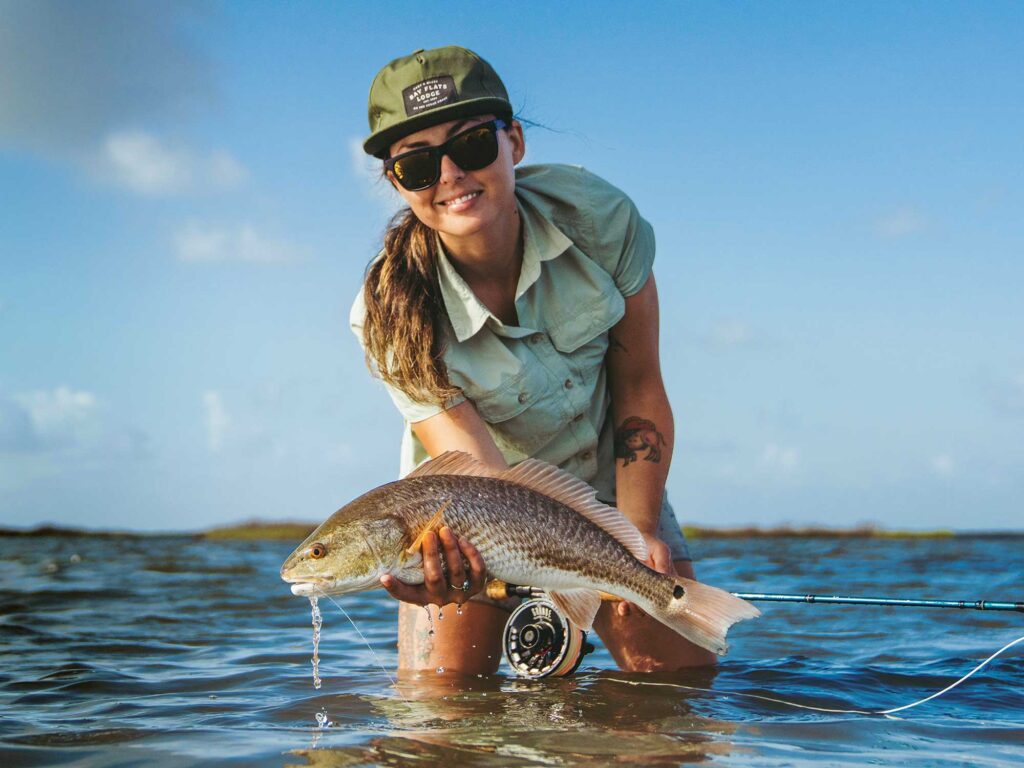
605,632,1024,717
315,588,410,704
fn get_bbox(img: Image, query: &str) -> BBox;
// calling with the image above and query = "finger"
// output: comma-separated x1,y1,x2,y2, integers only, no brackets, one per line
459,537,488,593
438,526,465,589
380,574,429,605
650,541,674,575
420,532,447,604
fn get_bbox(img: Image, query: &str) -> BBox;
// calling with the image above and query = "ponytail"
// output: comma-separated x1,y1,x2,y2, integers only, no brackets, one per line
361,208,460,405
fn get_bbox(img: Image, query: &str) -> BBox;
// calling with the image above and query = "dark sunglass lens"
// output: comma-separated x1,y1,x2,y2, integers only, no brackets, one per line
448,125,499,171
392,151,438,190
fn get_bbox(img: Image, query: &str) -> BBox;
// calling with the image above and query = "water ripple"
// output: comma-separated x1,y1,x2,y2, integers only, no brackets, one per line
1,535,1022,766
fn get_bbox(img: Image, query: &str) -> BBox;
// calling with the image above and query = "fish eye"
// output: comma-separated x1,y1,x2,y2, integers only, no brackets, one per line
309,542,327,559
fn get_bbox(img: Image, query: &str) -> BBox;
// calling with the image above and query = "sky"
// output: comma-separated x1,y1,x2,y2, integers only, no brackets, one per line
1,1,1021,532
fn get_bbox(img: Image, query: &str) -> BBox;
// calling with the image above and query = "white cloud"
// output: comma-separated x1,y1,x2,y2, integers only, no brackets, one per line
99,131,247,196
203,391,229,454
0,1,212,154
175,221,302,264
208,150,248,187
874,207,929,238
761,443,800,473
706,319,753,348
930,454,955,476
0,386,145,458
17,386,97,448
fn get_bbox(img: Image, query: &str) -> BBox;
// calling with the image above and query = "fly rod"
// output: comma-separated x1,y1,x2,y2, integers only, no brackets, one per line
486,581,1024,612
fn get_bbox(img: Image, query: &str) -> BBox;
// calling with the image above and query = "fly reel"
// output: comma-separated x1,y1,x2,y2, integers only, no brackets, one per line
502,596,595,678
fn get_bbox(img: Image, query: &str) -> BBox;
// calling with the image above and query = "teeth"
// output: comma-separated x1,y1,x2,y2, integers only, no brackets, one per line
445,192,480,206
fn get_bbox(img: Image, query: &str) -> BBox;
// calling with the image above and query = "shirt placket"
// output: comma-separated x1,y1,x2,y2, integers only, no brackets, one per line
525,330,599,475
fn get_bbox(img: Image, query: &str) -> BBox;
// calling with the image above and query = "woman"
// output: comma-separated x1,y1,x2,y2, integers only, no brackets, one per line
351,46,715,673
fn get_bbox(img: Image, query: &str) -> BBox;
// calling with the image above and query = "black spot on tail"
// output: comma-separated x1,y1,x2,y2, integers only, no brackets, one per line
673,585,685,599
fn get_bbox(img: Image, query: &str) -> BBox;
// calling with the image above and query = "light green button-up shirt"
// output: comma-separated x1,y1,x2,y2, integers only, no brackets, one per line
350,163,655,504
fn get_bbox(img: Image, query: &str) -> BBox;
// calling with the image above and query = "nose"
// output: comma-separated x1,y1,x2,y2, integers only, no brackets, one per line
437,152,464,185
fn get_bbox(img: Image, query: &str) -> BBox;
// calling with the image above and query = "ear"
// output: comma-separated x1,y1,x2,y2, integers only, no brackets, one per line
508,119,526,165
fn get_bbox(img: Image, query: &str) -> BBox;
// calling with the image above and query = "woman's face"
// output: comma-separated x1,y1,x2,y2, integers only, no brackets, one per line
386,114,525,244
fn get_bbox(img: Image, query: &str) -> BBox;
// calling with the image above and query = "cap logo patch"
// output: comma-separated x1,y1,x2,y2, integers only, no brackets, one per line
403,76,458,116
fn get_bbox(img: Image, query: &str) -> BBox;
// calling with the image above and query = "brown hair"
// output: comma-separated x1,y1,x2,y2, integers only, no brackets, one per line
361,208,460,404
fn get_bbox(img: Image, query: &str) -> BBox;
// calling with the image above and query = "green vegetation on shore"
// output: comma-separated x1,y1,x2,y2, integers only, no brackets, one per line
202,521,317,541
680,525,957,540
0,522,987,540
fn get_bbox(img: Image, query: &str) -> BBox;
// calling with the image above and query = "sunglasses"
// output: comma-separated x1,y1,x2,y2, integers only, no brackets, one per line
384,119,508,191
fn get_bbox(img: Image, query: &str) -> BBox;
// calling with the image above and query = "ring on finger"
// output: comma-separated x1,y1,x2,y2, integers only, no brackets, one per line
450,578,471,592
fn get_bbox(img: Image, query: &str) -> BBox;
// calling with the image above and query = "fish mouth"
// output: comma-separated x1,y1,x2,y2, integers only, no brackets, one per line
289,581,323,597
283,571,388,598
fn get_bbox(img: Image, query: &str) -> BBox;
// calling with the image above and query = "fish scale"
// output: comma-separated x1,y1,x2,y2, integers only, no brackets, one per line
323,474,668,606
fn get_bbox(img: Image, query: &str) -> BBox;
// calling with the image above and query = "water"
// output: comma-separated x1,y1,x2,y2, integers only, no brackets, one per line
308,597,322,691
1,534,1022,766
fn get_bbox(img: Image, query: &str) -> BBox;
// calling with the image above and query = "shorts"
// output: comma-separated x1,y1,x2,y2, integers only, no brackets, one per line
656,495,692,562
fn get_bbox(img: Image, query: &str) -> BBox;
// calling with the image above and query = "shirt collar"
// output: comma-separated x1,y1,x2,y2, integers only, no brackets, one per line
436,189,574,343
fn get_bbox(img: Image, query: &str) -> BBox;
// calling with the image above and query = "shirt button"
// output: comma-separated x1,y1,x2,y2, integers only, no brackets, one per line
580,450,593,461
530,333,545,343
564,379,574,389
517,392,528,404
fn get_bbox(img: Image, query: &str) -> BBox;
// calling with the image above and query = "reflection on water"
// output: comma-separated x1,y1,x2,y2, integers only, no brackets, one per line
1,534,1022,767
288,670,732,767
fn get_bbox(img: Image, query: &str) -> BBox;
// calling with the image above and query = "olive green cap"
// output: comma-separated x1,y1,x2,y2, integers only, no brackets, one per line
363,46,512,159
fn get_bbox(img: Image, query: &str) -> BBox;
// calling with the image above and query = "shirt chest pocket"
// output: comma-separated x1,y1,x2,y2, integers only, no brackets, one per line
459,359,560,462
546,290,625,385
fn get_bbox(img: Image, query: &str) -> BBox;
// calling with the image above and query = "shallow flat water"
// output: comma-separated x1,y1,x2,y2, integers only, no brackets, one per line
1,534,1022,766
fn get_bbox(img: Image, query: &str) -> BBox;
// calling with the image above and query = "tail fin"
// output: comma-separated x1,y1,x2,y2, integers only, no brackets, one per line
651,578,761,656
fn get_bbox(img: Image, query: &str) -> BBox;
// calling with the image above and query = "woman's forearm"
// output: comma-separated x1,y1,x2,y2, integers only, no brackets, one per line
611,383,674,535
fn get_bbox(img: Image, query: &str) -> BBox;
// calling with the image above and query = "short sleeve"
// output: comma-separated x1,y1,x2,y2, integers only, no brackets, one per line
349,287,465,424
579,170,656,297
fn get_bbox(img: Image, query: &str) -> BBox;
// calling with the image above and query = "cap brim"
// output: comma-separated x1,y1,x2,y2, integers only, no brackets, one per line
363,97,513,159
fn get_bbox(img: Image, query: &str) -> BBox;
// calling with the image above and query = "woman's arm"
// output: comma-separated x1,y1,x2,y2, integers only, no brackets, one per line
412,400,509,471
605,274,676,576
379,400,507,607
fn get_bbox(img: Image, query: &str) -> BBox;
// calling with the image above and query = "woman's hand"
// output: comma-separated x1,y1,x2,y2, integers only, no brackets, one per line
379,526,488,608
615,532,677,618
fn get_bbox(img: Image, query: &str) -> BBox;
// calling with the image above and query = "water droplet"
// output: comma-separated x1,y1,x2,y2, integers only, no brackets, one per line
69,553,82,563
436,666,446,674
315,709,331,729
438,607,444,620
456,603,463,616
309,596,323,690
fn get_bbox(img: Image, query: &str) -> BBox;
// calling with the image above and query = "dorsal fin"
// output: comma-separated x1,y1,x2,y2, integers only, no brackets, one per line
405,450,499,479
498,459,649,562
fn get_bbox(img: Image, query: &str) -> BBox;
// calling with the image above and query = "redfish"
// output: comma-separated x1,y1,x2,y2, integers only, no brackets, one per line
280,451,759,655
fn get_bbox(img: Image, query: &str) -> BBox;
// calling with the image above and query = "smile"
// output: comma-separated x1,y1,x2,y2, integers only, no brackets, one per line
439,191,482,207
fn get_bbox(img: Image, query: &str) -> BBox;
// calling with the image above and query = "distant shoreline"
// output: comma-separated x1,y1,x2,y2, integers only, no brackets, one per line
2,521,1020,540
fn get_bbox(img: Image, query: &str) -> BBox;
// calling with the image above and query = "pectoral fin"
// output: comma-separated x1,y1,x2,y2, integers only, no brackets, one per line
547,588,603,631
403,499,450,558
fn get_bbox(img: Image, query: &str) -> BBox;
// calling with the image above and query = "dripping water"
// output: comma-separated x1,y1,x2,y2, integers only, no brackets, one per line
309,596,322,690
